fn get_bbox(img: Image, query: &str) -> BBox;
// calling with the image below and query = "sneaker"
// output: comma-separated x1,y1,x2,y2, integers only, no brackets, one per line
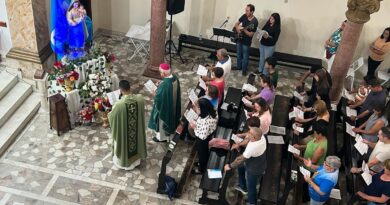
234,185,248,195
152,137,167,143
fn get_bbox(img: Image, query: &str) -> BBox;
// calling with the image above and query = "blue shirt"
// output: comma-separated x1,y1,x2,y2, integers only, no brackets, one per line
308,166,339,202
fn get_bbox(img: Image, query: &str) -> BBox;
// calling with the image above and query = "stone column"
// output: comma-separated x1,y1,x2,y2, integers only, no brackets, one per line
143,0,167,79
329,0,382,103
5,0,53,80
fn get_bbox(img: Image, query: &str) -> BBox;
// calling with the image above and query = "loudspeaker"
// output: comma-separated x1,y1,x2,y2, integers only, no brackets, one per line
167,0,185,15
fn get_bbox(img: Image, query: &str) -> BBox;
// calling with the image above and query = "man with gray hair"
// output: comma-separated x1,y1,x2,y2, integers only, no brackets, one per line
148,63,181,142
202,48,232,86
303,156,341,205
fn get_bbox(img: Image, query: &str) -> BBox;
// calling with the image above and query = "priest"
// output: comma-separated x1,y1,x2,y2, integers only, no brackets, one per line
108,80,147,170
148,63,181,142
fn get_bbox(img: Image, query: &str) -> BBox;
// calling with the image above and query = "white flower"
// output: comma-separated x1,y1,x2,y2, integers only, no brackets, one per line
92,86,98,92
89,74,96,79
82,85,88,90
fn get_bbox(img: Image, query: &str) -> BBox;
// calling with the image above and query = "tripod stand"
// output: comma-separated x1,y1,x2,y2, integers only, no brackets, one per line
165,14,184,66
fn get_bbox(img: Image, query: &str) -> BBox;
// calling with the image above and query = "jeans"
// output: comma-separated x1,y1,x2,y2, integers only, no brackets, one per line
367,202,386,205
310,199,325,205
236,42,250,72
238,165,262,204
259,44,275,75
367,56,382,77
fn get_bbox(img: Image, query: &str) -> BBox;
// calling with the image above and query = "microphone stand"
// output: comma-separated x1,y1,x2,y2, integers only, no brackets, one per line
210,18,229,39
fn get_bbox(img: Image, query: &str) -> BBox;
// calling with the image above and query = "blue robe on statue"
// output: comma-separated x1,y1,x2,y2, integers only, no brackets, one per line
50,0,93,60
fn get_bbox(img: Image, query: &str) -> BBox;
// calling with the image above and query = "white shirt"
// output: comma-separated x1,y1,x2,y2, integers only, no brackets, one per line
216,56,232,83
195,115,218,140
369,141,390,172
243,136,267,159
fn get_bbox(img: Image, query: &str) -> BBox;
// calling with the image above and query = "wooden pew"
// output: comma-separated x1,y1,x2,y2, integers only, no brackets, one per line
156,86,204,197
198,87,242,204
259,95,291,204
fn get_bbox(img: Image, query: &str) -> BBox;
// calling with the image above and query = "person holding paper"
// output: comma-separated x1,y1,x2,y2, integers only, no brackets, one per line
244,98,272,135
202,85,219,111
258,13,281,75
245,75,275,104
148,63,181,142
208,67,225,107
293,120,328,168
350,79,387,125
108,80,147,170
295,62,332,99
352,104,388,143
224,117,267,205
202,49,232,84
188,98,218,174
351,127,390,175
303,156,341,205
233,4,258,76
294,100,329,139
352,159,390,205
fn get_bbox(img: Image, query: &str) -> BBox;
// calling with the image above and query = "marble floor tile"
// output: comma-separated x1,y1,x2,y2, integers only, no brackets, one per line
47,177,112,205
4,195,56,205
0,163,53,195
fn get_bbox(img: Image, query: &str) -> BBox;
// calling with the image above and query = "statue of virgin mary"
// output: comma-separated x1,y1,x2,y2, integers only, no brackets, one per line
50,0,93,60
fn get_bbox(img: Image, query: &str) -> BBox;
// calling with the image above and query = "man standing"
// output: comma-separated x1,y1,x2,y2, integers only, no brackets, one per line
202,48,231,85
108,80,147,170
233,4,258,76
224,117,267,205
148,63,181,142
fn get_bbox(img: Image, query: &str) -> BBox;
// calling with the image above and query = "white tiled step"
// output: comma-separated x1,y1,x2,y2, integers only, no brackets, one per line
0,82,32,127
0,93,41,156
0,71,18,100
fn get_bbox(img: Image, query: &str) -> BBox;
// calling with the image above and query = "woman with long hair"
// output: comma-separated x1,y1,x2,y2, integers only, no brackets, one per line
189,98,218,174
258,13,281,75
304,69,331,108
366,27,390,78
352,103,388,143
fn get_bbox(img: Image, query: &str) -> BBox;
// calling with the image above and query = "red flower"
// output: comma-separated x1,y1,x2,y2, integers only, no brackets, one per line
54,61,62,69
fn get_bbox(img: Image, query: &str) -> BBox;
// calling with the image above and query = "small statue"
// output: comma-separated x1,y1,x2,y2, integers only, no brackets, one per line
346,0,382,24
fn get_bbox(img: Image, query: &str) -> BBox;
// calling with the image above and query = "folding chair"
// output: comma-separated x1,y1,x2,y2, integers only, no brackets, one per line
346,57,364,90
126,22,151,62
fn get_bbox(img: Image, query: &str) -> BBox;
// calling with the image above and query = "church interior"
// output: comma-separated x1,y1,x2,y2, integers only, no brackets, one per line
0,0,390,204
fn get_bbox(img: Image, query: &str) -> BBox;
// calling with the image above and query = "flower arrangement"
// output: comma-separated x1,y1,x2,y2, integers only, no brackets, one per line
79,72,112,99
93,96,112,112
47,61,80,92
79,106,94,124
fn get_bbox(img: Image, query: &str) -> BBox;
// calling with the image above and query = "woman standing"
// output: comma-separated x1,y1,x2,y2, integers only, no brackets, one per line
366,27,390,78
258,13,281,75
189,98,218,174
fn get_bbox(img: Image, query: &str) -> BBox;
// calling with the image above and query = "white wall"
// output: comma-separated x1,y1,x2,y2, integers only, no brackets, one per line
0,0,13,58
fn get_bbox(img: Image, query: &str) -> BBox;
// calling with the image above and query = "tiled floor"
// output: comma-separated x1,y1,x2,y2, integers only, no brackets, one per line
0,30,308,205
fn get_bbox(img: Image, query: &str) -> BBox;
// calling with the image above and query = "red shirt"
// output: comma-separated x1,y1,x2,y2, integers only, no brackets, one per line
210,80,225,105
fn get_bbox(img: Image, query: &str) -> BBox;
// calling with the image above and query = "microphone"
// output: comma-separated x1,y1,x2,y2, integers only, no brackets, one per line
223,17,230,24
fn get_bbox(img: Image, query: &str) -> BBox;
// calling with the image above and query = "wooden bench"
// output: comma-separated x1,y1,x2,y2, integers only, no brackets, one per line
178,34,322,70
156,85,204,197
259,95,291,204
198,87,242,204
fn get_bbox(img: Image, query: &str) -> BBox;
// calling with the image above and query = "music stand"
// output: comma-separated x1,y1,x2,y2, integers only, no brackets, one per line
208,28,234,61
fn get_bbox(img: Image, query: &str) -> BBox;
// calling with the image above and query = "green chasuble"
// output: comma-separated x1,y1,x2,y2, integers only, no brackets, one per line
108,94,147,169
148,74,181,135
